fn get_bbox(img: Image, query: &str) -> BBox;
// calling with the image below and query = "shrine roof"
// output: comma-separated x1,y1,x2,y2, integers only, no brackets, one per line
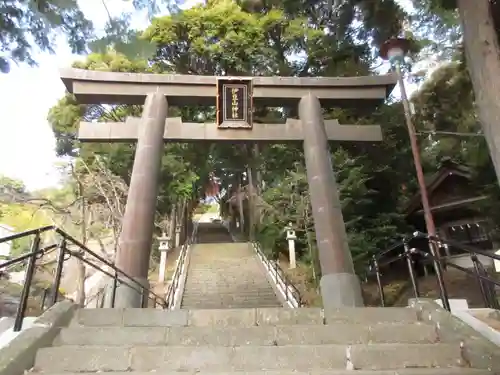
60,68,397,107
404,159,479,216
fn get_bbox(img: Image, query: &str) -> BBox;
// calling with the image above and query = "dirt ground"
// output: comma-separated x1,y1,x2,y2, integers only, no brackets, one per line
277,256,500,309
471,310,500,332
0,280,47,317
277,257,322,307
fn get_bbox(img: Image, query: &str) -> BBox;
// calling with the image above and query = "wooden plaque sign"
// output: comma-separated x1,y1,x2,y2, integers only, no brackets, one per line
216,78,253,129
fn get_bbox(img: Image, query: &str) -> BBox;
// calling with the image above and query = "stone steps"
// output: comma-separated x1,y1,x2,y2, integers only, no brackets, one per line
28,306,498,374
181,287,280,294
68,307,422,326
195,226,233,244
181,290,279,296
55,323,439,347
181,295,280,303
34,343,465,373
9,222,500,375
184,289,282,300
181,236,281,308
184,274,270,279
180,300,282,309
187,262,266,266
184,273,270,279
181,294,281,301
178,301,284,309
28,371,493,375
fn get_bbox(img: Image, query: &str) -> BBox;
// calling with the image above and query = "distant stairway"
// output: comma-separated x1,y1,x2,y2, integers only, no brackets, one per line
195,222,234,243
181,222,282,309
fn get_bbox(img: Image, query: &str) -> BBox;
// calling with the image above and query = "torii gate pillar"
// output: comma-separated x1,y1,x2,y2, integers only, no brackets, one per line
113,93,168,308
299,94,364,308
60,68,397,309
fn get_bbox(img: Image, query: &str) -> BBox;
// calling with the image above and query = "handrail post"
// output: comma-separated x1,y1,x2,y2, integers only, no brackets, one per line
490,279,500,310
373,256,385,307
470,253,491,307
274,259,278,282
98,289,103,308
438,242,448,271
476,261,498,308
111,271,118,308
429,239,451,311
13,233,41,332
140,288,147,308
50,239,67,307
403,242,420,298
41,288,48,310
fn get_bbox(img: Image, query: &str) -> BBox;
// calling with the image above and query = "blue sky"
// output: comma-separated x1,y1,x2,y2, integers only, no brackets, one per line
0,0,419,191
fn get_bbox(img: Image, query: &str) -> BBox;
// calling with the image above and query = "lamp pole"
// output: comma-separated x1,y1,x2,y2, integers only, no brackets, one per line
380,38,450,311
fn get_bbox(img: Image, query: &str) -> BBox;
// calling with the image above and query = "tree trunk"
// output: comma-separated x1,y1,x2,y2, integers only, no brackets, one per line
76,182,87,307
246,165,255,240
458,0,500,183
168,205,176,248
237,182,245,235
251,143,264,225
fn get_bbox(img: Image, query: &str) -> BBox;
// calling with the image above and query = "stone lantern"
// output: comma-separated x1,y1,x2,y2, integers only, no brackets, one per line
285,222,297,269
158,232,171,283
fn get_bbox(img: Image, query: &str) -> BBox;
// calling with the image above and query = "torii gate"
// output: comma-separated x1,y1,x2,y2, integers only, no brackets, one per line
60,69,396,309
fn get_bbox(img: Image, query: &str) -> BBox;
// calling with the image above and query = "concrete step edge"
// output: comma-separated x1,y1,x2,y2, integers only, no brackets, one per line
34,343,466,372
31,370,491,375
55,323,441,346
180,296,280,300
40,343,461,350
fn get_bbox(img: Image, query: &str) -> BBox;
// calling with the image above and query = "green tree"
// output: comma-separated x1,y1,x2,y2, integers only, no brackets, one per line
48,0,418,273
0,0,181,73
0,0,92,73
410,60,500,240
0,202,52,255
47,51,204,220
0,175,27,197
411,0,500,186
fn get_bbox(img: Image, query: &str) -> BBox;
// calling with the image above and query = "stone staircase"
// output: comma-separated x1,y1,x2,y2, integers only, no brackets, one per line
181,222,281,309
4,221,499,374
195,221,234,244
31,306,496,374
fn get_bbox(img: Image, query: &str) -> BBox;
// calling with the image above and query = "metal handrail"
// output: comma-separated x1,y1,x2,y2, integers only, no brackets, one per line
164,245,186,308
413,231,500,310
0,243,59,269
0,225,55,243
252,241,303,308
362,231,500,310
54,228,168,306
164,220,199,309
0,226,169,331
85,288,106,308
416,232,500,261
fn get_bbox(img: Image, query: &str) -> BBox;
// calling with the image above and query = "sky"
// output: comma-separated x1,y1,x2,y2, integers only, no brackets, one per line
0,0,421,192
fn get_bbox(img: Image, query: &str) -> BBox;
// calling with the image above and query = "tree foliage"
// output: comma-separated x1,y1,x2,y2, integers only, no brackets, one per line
0,0,92,72
0,0,181,73
47,51,202,220
45,0,500,281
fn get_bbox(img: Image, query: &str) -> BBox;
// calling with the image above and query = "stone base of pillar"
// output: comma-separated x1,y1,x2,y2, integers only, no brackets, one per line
320,273,364,309
103,277,150,308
